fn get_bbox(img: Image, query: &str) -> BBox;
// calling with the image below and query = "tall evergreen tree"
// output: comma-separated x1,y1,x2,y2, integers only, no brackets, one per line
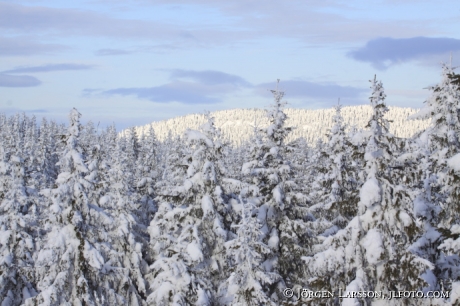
135,125,158,222
218,195,279,306
241,81,310,302
146,114,229,305
29,109,125,305
410,63,460,294
36,118,59,190
308,103,358,237
97,137,149,305
0,155,38,305
304,76,431,305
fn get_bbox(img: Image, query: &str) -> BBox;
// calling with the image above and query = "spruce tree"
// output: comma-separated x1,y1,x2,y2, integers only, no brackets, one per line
304,76,431,305
146,114,229,305
241,81,310,302
218,195,279,306
0,155,38,305
29,109,125,305
410,63,460,293
135,125,158,223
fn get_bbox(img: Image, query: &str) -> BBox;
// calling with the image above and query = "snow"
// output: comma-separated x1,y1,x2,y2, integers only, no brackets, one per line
148,282,174,305
98,195,110,206
0,229,11,245
83,241,105,270
0,162,8,174
186,242,203,262
36,249,54,265
408,106,432,120
183,179,193,191
10,155,21,163
450,282,460,305
272,185,283,206
350,129,371,146
131,106,429,146
55,172,71,184
451,224,460,235
242,161,257,175
201,195,214,217
185,129,213,147
398,210,412,227
361,229,383,265
267,229,279,249
341,277,364,306
448,153,460,171
229,198,242,214
359,177,381,208
71,151,88,173
196,287,210,306
397,152,418,163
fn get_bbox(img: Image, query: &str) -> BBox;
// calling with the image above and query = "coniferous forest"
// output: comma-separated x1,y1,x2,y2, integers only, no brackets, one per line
1,64,460,306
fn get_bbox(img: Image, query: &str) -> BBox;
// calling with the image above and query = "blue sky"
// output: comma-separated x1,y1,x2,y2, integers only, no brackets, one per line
1,0,460,130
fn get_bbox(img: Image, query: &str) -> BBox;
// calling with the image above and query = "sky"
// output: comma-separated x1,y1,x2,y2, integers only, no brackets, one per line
1,0,460,130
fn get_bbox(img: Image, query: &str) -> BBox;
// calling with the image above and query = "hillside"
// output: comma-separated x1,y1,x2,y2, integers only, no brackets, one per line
129,105,430,145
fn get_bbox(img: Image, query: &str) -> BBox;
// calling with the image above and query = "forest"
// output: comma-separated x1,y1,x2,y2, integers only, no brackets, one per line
1,64,460,306
130,103,430,146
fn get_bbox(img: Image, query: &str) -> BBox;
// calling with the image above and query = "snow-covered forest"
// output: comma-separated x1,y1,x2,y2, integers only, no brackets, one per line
1,64,460,306
128,105,430,146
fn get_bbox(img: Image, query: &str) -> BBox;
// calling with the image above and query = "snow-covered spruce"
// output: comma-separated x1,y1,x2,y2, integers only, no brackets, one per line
303,76,432,306
28,109,128,305
307,102,360,239
146,113,229,305
218,194,279,306
241,81,311,302
135,124,159,222
409,63,460,297
0,155,38,305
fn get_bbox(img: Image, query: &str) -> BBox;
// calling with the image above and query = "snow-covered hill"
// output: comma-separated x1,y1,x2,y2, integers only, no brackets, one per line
128,105,430,145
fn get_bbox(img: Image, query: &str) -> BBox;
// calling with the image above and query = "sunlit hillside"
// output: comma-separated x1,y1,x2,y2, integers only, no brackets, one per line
129,105,430,145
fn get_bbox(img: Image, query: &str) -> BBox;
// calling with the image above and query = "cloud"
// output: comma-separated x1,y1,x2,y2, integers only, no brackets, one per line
129,1,434,45
87,69,252,104
86,70,365,105
0,1,436,50
95,48,133,56
95,44,187,56
96,82,221,104
81,88,103,97
255,80,365,100
0,73,41,87
0,36,68,56
3,63,95,74
348,37,460,69
99,82,221,104
0,2,177,40
170,69,252,87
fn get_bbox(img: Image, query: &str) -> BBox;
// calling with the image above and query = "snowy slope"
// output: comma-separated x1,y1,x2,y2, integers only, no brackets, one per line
126,105,429,145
